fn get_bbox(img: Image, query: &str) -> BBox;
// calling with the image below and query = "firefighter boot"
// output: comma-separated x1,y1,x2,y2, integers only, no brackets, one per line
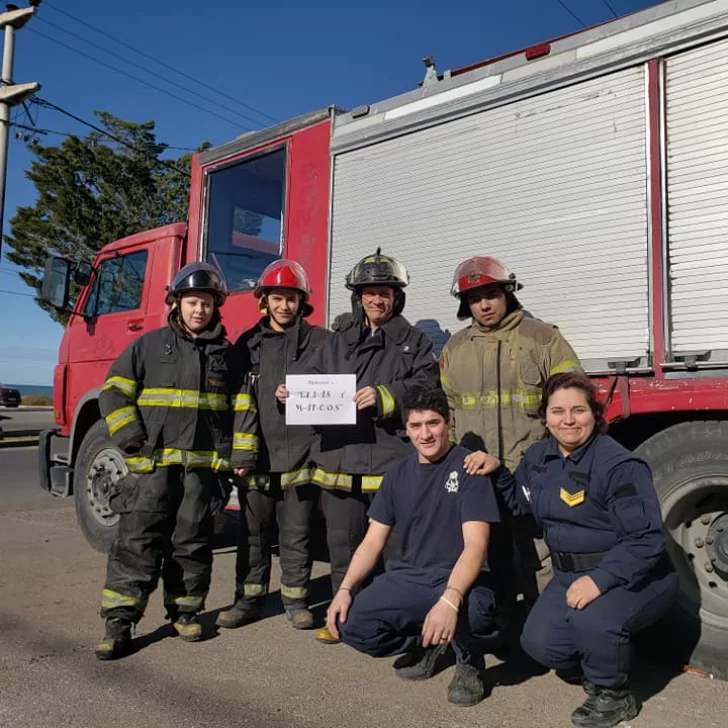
285,607,314,630
215,599,262,629
570,683,639,728
447,652,487,707
95,617,132,661
173,612,203,643
394,643,451,681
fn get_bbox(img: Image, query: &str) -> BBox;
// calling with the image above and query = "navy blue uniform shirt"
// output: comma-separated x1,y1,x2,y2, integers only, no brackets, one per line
368,444,501,572
496,433,667,594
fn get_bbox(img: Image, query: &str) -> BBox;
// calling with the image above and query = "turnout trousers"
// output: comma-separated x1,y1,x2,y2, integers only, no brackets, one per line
235,483,318,608
340,562,501,661
101,466,222,622
520,566,679,687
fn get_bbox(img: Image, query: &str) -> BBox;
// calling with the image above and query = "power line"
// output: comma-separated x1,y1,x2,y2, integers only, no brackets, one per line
555,0,586,27
29,27,249,131
33,98,189,179
0,288,36,298
36,16,266,130
602,0,619,18
43,0,279,126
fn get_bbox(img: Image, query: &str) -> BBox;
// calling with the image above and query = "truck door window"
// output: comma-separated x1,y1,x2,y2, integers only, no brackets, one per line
203,147,285,293
84,250,149,316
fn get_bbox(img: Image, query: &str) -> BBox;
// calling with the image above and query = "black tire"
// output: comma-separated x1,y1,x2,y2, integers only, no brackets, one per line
74,419,124,554
636,420,728,679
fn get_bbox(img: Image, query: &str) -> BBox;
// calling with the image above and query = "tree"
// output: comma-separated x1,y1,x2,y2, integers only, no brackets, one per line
4,111,210,321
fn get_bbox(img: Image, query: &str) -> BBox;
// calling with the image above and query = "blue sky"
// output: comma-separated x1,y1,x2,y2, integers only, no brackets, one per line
0,0,660,385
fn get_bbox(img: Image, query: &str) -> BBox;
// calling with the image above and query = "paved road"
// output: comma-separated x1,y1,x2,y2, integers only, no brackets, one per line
0,407,55,435
0,446,67,510
1,452,727,728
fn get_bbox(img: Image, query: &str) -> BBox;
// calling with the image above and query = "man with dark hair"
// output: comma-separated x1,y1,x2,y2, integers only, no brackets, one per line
326,384,502,707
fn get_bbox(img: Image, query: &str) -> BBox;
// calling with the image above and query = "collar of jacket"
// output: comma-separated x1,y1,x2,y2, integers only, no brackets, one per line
168,309,225,343
469,309,524,338
248,316,305,352
343,313,412,348
543,431,599,465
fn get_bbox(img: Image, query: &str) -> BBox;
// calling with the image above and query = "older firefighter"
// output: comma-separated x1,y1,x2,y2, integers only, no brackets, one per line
216,261,330,631
440,256,581,606
95,263,258,659
297,249,440,644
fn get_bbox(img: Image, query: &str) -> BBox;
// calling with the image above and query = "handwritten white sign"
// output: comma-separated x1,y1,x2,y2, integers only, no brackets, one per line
285,374,357,426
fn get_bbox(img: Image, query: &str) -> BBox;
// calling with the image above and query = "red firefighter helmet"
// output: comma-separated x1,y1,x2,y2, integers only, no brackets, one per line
451,256,523,320
254,260,314,317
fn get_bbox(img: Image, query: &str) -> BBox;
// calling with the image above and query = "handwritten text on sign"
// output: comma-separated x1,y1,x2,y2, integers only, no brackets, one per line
285,374,357,426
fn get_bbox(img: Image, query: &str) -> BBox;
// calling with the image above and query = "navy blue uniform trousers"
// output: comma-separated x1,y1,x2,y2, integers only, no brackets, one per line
521,566,679,686
340,562,500,659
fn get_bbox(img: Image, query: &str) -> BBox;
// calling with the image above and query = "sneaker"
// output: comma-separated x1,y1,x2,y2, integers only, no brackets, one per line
285,608,314,630
215,600,262,629
173,613,203,642
314,625,340,644
571,685,639,728
95,617,132,661
447,653,486,707
394,643,450,681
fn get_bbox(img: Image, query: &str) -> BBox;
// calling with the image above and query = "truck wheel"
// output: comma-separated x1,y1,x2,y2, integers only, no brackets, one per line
74,420,124,554
636,420,728,679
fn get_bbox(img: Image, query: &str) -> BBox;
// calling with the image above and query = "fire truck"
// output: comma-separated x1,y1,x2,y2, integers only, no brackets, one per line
38,0,728,677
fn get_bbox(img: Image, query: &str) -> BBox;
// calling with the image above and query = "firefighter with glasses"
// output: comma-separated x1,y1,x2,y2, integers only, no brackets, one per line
295,248,441,644
216,260,330,631
440,256,582,610
95,262,258,659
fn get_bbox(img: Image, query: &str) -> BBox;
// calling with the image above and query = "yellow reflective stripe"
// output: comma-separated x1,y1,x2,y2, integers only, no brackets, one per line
242,474,271,490
451,390,541,410
440,373,453,390
233,433,259,451
101,588,147,611
137,388,229,411
281,584,309,600
104,406,139,436
124,449,232,472
244,584,268,598
311,468,353,489
233,393,257,412
362,475,383,491
280,468,314,488
163,594,205,609
549,360,580,376
376,385,396,418
102,376,138,398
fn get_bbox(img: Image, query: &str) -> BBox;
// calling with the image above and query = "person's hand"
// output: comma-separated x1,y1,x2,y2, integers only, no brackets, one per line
421,598,458,648
275,384,289,403
326,588,353,640
565,575,601,610
233,467,249,478
463,450,500,476
354,386,377,410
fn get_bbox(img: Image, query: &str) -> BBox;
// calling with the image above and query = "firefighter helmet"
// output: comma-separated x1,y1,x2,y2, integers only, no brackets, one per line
165,262,228,306
345,248,409,291
254,260,312,298
451,256,522,320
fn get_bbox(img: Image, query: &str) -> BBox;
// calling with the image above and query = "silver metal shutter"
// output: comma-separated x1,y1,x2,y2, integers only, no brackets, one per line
665,39,728,361
329,66,649,372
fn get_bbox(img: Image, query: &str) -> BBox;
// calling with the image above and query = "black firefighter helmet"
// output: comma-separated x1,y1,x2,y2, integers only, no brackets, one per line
165,262,228,307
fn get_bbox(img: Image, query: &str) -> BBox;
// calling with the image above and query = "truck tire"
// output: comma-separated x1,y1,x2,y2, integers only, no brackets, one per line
74,420,124,554
636,420,728,679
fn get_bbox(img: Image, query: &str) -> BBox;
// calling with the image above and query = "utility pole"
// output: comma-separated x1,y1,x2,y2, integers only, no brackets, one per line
0,3,40,265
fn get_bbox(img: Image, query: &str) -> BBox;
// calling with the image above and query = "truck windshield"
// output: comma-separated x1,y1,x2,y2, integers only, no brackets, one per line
203,147,286,293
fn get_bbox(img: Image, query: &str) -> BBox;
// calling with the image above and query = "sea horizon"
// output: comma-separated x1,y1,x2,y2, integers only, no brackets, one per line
1,383,53,397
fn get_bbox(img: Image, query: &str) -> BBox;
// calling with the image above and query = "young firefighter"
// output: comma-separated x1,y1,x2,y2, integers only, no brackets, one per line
216,260,330,631
327,384,503,707
95,262,258,659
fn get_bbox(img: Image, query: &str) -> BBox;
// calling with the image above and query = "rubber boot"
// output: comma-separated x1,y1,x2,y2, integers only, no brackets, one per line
394,643,451,681
447,652,486,707
285,607,314,630
173,612,203,642
571,683,639,728
95,617,133,660
216,599,262,629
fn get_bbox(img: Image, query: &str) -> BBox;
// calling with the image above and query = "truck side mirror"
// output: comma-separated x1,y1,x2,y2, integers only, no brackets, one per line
73,261,93,287
41,257,71,310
